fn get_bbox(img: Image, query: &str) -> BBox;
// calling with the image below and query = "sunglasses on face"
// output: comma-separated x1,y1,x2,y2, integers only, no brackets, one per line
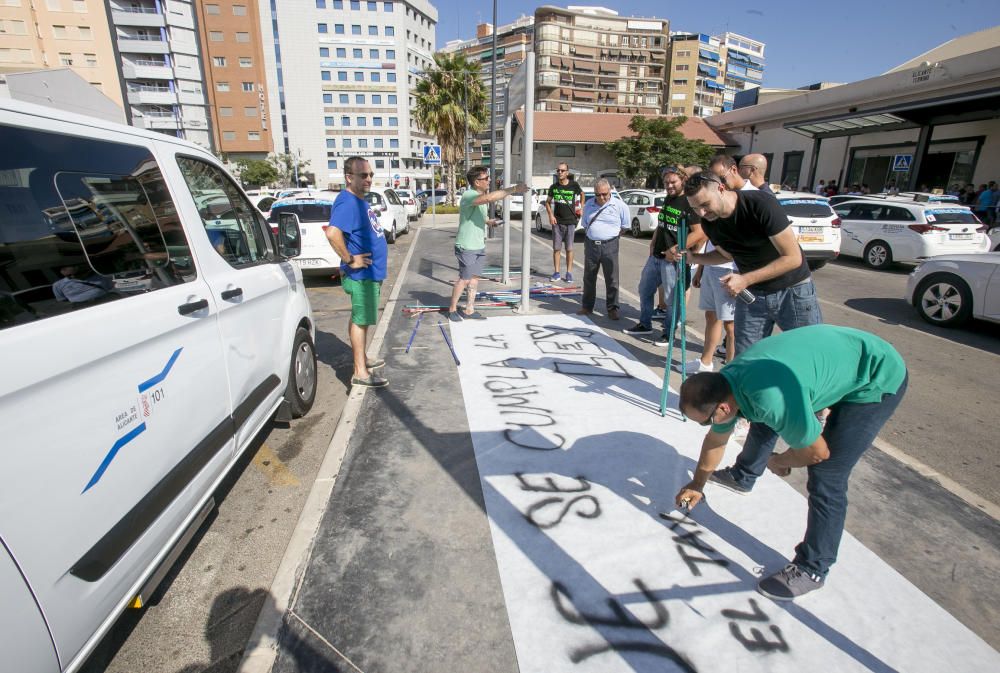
556,169,568,173
698,403,720,426
683,173,723,196
350,172,376,179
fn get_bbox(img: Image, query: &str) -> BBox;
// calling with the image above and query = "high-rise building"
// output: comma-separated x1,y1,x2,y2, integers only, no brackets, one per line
112,0,211,146
0,0,122,108
665,32,725,118
716,31,765,113
533,6,669,115
260,0,437,190
440,15,534,172
195,0,273,160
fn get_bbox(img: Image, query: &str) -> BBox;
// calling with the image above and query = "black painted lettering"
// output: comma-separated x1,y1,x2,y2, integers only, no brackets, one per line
504,427,566,451
675,544,730,576
515,473,590,493
728,622,790,653
553,356,632,378
526,495,600,529
721,598,768,622
527,323,595,341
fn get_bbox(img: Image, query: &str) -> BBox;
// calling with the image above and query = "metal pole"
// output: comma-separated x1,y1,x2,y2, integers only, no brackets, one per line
489,1,498,193
463,79,470,175
502,113,512,285
517,51,534,314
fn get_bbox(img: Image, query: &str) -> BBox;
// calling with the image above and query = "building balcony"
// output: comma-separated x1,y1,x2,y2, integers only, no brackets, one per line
177,90,204,105
121,61,173,79
111,9,165,28
118,37,169,55
135,114,181,130
128,89,177,106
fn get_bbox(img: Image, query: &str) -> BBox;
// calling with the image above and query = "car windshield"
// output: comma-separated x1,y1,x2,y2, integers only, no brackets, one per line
269,202,333,223
654,197,666,207
778,199,834,218
925,208,980,224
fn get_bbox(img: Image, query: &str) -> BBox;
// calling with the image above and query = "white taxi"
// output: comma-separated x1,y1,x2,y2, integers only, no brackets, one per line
773,190,841,270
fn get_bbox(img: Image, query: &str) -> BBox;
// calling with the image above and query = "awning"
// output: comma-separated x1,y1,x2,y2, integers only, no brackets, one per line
698,64,719,77
699,49,720,61
703,80,725,91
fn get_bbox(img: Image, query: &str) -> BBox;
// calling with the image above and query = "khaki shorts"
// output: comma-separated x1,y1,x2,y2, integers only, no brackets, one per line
342,276,381,326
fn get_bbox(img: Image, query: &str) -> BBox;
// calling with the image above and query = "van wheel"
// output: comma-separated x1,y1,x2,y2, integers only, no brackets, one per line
286,327,317,418
631,218,641,237
386,220,397,244
915,273,972,327
534,213,543,232
864,240,893,269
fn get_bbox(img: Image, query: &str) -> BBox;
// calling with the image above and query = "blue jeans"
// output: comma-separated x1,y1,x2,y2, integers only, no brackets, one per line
731,373,908,577
734,279,822,356
638,256,678,327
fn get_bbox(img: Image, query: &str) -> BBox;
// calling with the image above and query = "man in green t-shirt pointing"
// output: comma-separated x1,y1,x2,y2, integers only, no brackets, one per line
676,325,908,601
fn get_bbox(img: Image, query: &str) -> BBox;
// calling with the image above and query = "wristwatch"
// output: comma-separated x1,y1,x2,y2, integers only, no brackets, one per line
344,254,354,265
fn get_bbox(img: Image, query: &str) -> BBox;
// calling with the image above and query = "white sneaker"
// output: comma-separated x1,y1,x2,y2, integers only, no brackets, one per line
680,358,714,375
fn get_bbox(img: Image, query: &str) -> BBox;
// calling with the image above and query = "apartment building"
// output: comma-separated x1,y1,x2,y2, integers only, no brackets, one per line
260,0,437,189
665,32,726,118
440,15,534,172
112,0,210,146
533,6,669,115
717,31,765,113
0,0,122,107
195,0,272,159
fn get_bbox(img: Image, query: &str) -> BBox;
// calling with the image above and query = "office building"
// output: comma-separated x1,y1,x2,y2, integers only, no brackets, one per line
440,15,534,172
196,0,273,159
665,32,725,118
716,31,765,113
533,6,669,115
260,0,437,189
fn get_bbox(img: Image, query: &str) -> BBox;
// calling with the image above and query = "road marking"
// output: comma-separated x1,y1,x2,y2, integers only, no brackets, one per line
252,444,300,487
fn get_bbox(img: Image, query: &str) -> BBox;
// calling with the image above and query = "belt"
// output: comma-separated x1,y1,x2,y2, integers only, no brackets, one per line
589,236,619,244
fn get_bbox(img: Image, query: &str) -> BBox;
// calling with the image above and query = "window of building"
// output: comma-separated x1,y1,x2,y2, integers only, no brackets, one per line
325,116,334,126
370,72,380,81
375,159,384,168
233,4,247,15
223,130,236,140
328,160,338,169
675,64,689,71
369,49,378,59
353,48,362,58
554,144,575,157
336,47,346,57
335,24,344,34
220,106,233,117
337,71,347,81
358,138,368,148
677,50,691,58
216,82,230,91
368,25,377,35
339,93,349,103
388,117,397,126
355,94,365,103
243,81,255,92
372,117,382,126
323,93,333,103
343,138,352,148
385,26,394,36
372,94,382,104
84,53,97,67
341,116,350,126
320,47,329,57
367,1,376,9
59,53,73,66
245,107,258,117
248,132,260,141
326,139,336,148
384,1,393,11
352,24,361,34
356,117,366,126
316,0,325,7
317,23,328,33
208,30,223,41
386,72,395,82
390,159,399,169
333,0,342,7
354,72,363,81
321,71,331,81
239,57,252,67
350,0,359,8
670,106,685,114
374,138,383,148
387,94,396,104
52,25,67,38
206,4,220,14
235,32,250,43
386,49,395,59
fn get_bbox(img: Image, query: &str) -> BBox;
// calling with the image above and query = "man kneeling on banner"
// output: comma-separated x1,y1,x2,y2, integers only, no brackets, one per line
675,325,908,600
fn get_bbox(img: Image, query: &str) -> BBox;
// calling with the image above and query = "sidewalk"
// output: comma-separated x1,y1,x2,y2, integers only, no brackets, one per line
239,219,1000,673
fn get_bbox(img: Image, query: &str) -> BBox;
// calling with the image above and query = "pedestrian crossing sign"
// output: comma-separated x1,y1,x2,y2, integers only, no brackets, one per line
423,144,442,165
892,154,912,172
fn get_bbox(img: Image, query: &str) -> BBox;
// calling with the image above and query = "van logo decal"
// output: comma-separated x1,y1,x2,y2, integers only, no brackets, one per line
83,348,183,493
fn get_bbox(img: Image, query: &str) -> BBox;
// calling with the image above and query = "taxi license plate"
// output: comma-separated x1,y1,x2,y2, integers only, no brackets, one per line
799,235,824,243
949,233,973,240
293,258,323,267
799,226,823,234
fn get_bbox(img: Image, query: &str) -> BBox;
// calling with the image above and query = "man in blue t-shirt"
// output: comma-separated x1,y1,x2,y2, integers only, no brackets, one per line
325,156,389,388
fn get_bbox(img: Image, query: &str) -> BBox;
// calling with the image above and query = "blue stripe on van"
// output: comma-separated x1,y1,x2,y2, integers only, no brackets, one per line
138,347,182,393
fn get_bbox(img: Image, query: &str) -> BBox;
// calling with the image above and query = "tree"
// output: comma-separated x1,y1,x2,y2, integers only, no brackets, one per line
268,152,311,188
237,159,279,188
412,52,488,204
605,116,717,188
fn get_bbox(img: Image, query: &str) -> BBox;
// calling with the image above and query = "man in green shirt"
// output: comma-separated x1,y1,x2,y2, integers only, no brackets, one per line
448,166,528,322
675,325,908,600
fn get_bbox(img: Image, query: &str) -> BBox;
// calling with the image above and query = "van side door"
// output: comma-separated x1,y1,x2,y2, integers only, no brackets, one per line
0,124,233,669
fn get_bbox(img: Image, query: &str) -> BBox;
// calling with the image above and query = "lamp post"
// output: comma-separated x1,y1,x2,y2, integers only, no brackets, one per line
489,0,498,186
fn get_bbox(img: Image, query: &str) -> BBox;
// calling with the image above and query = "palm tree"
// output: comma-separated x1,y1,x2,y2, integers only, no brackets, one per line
413,52,488,205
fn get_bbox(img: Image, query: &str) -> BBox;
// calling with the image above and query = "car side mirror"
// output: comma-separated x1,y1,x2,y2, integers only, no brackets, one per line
277,212,302,259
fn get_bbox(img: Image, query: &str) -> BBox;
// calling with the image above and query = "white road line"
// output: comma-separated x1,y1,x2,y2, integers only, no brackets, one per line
238,228,425,673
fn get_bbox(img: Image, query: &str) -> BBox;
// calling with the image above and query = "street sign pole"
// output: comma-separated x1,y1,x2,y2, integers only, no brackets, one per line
518,52,534,315
423,144,442,230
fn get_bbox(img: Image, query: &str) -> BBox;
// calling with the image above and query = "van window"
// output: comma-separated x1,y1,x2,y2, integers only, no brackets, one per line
269,202,333,224
778,199,833,218
0,124,194,332
176,156,274,266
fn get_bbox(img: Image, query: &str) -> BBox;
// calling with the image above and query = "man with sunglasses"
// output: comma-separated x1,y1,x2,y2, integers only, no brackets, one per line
448,166,528,322
577,178,629,320
545,162,583,283
674,325,907,600
326,157,388,388
738,154,772,193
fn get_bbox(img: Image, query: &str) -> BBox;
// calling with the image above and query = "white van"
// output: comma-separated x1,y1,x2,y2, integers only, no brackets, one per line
0,99,318,673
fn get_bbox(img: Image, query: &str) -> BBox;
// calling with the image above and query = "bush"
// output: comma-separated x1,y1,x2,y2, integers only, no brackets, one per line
425,205,460,214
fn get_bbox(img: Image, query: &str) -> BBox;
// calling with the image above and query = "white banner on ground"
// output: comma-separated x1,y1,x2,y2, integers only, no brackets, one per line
451,314,999,673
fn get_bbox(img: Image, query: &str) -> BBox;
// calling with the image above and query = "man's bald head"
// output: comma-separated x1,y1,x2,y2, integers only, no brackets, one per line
739,154,769,188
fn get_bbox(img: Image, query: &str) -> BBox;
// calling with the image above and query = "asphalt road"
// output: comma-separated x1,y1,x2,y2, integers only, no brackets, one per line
516,220,1000,509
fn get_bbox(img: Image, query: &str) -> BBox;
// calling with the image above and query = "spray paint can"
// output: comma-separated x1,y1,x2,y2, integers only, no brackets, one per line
737,288,756,305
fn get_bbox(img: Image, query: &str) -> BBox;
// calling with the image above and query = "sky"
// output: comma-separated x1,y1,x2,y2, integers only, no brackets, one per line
433,0,999,89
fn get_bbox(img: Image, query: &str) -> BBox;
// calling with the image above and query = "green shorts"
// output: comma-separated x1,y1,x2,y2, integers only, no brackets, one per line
342,277,381,326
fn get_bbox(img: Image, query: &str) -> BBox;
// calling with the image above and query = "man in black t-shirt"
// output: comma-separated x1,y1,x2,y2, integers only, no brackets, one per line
683,171,822,357
623,166,705,341
545,162,583,282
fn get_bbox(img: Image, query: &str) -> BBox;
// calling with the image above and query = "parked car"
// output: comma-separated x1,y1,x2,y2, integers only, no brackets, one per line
622,190,666,237
905,252,1000,327
268,192,343,275
774,190,841,270
256,196,277,219
987,225,1000,251
366,186,410,243
1,97,316,673
416,189,448,212
501,187,544,220
531,187,622,234
394,188,420,221
833,198,990,269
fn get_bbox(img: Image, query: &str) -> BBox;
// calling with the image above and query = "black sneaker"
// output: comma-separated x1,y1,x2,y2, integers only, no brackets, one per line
623,322,653,335
462,311,486,320
448,311,464,323
757,563,825,601
708,467,752,494
351,373,389,388
653,331,671,347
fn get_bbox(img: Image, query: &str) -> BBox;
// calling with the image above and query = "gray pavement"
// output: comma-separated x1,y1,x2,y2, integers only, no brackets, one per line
243,218,999,673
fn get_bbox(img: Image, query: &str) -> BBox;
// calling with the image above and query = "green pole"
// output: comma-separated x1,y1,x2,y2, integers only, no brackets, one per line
659,216,689,418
